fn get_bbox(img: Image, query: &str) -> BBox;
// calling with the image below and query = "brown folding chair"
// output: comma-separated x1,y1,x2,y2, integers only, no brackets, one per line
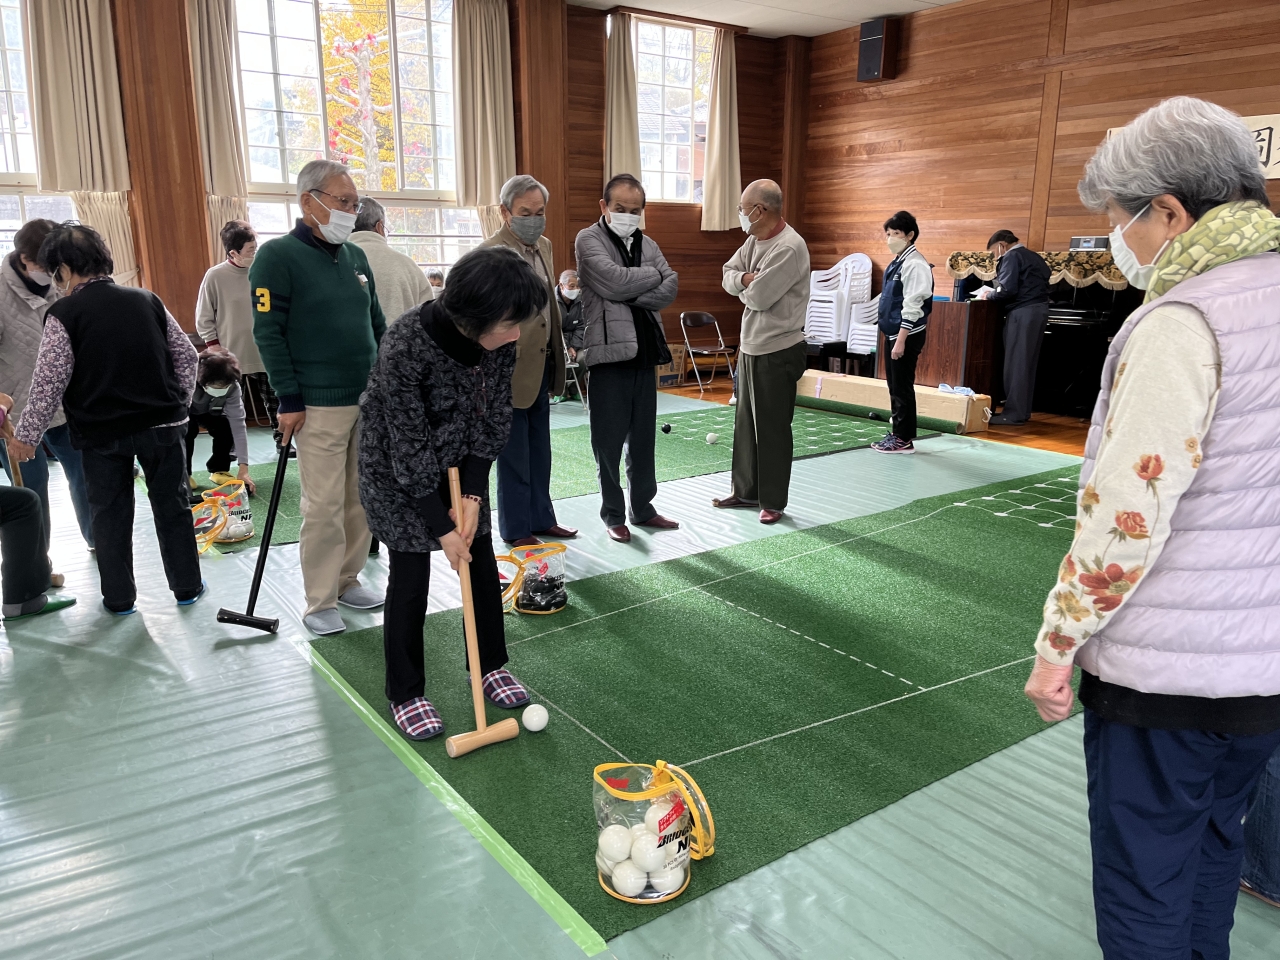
680,311,737,395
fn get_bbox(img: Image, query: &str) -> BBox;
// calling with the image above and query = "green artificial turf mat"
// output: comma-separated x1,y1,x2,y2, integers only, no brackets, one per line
314,466,1080,941
192,407,905,552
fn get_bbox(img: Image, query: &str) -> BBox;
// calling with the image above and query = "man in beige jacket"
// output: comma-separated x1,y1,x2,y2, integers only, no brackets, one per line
479,175,575,547
349,197,435,324
715,180,811,524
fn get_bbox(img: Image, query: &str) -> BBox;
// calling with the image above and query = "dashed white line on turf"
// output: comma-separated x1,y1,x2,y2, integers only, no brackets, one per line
678,655,1036,768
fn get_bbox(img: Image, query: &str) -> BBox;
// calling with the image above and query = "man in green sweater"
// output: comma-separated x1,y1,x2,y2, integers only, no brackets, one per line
716,179,811,524
250,160,387,636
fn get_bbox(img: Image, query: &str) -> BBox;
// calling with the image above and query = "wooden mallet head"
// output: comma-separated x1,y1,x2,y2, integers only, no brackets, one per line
445,717,520,758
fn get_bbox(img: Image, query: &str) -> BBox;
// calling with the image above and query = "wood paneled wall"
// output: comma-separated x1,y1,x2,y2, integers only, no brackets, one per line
564,8,788,342
806,0,1280,291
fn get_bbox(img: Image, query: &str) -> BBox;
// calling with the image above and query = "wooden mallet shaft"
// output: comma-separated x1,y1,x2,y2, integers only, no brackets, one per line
444,466,519,759
1,416,23,488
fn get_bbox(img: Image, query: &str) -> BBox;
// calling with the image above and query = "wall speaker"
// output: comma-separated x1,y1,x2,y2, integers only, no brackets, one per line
857,17,900,83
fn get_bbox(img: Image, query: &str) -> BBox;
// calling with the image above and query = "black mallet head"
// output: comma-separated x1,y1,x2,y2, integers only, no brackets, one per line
661,423,671,433
217,608,280,633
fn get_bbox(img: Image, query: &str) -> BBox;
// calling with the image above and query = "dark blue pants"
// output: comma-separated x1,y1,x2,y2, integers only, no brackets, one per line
1242,747,1280,901
2,423,94,550
497,364,556,542
1084,708,1280,959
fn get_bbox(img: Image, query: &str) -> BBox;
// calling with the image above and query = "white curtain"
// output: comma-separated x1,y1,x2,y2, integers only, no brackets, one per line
454,0,516,218
188,0,250,264
71,191,140,286
604,13,642,187
700,29,742,232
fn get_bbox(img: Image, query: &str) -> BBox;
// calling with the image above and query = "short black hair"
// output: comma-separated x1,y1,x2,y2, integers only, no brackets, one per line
440,246,548,340
220,220,256,255
13,219,58,263
987,229,1019,248
37,222,114,279
604,173,646,207
883,210,919,242
198,350,242,385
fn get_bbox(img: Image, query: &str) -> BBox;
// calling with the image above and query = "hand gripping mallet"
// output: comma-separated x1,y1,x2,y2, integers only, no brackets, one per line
216,441,292,633
445,465,519,758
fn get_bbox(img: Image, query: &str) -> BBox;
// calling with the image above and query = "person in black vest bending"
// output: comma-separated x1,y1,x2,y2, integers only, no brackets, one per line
10,223,205,615
978,229,1052,425
873,211,934,455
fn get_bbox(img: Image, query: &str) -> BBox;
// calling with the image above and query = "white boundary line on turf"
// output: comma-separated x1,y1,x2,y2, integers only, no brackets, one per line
523,682,631,763
678,655,1037,768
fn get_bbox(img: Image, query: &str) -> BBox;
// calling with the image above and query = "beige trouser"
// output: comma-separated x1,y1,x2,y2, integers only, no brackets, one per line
294,404,371,616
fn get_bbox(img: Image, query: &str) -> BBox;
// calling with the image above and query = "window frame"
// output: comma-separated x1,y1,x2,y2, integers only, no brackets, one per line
237,0,457,203
0,0,37,185
0,189,78,257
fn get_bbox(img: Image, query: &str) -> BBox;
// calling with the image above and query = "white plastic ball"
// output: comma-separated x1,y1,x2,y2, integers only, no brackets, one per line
630,823,652,842
706,432,719,444
610,859,648,897
648,865,686,894
522,703,548,732
595,851,617,877
598,824,632,862
644,800,674,836
630,831,665,872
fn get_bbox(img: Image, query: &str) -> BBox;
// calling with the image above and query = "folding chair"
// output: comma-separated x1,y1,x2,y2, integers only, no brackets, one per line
681,312,737,395
562,331,587,411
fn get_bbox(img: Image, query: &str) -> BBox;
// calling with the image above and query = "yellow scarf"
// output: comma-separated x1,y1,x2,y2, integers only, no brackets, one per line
1146,200,1280,302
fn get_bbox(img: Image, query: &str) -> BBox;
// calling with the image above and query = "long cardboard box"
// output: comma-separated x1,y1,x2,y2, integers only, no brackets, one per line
797,370,990,434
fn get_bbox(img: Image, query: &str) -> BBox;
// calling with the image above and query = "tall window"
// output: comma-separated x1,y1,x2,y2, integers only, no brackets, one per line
0,0,34,176
236,0,455,194
634,19,712,203
0,194,76,255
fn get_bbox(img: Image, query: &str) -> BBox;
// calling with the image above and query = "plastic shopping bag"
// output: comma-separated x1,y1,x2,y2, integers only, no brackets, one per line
498,542,568,614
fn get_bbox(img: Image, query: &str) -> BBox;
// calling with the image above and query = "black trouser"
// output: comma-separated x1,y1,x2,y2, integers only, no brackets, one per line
885,330,926,441
184,412,235,475
587,364,658,527
0,486,50,607
384,535,509,706
244,372,281,443
80,425,204,610
1000,303,1049,422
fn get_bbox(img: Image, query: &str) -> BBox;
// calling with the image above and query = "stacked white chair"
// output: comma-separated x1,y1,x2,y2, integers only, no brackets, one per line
847,295,881,355
804,253,873,344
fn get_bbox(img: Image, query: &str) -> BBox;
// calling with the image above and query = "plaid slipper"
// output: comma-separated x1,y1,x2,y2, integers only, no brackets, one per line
390,697,444,740
479,669,531,708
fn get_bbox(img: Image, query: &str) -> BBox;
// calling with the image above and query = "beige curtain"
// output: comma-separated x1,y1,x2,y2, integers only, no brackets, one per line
188,0,249,263
454,0,515,210
72,192,140,286
700,29,741,231
604,13,641,187
478,205,505,239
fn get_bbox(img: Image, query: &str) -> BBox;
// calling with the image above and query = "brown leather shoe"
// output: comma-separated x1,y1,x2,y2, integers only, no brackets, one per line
505,535,544,548
759,509,784,524
712,495,758,509
1240,879,1280,909
606,524,631,543
535,524,578,539
635,514,680,530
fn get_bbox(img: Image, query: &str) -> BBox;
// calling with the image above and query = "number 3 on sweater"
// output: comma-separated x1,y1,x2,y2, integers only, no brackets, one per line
254,287,271,312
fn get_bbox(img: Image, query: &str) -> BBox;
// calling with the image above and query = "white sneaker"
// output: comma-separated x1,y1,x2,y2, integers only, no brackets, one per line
338,585,385,609
729,395,738,405
304,608,346,635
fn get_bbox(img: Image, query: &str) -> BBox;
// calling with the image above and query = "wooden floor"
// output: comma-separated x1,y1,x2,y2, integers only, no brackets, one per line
661,377,1089,457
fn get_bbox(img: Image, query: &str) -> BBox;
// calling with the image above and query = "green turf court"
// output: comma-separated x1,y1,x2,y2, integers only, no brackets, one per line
313,466,1080,942
194,406,908,552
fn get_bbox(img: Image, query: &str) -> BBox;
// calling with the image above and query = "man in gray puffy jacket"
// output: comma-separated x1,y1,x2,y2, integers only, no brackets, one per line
574,173,680,543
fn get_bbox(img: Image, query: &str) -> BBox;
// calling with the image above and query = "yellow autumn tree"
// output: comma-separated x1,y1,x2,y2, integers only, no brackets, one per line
321,1,397,191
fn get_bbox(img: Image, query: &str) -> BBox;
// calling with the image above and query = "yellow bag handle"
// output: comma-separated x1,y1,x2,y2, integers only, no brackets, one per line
592,761,715,861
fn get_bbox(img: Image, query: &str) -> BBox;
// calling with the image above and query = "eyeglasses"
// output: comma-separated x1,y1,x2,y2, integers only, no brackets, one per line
737,203,762,216
310,189,363,214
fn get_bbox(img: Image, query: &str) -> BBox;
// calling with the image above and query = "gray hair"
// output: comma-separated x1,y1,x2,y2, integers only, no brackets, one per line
296,159,352,202
1078,96,1269,220
354,196,385,232
745,179,783,212
426,267,445,283
558,268,577,284
500,174,548,211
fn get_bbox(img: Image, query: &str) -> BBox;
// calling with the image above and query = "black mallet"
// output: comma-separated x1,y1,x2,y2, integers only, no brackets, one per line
216,441,292,633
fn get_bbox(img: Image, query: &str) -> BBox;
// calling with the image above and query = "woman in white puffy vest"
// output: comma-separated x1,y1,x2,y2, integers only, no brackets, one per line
1023,97,1280,960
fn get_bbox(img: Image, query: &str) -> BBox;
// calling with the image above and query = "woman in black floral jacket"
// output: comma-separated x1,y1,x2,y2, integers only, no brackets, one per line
359,247,548,741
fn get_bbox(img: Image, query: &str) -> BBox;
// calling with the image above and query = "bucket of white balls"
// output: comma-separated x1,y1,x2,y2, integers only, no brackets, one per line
498,542,568,614
192,479,255,552
593,760,716,904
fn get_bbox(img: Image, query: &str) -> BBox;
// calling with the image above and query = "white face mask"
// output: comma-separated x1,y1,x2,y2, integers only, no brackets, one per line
607,211,641,238
311,193,357,245
1109,204,1170,291
887,236,909,256
561,287,580,301
230,250,255,268
27,267,52,285
739,211,754,233
203,383,232,397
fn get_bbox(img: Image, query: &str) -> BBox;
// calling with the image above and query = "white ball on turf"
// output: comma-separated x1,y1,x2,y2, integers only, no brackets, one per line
595,851,617,877
598,824,632,862
648,865,685,894
610,859,648,898
644,800,674,836
706,432,719,444
630,831,665,872
522,703,548,732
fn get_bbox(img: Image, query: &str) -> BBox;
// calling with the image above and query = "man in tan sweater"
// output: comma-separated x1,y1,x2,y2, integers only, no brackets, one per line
716,180,810,523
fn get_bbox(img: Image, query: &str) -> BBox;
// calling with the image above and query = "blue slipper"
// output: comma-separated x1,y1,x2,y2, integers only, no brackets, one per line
104,601,137,616
177,581,208,606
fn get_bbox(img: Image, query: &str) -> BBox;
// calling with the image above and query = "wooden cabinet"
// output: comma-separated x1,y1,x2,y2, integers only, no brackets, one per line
877,301,1002,398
